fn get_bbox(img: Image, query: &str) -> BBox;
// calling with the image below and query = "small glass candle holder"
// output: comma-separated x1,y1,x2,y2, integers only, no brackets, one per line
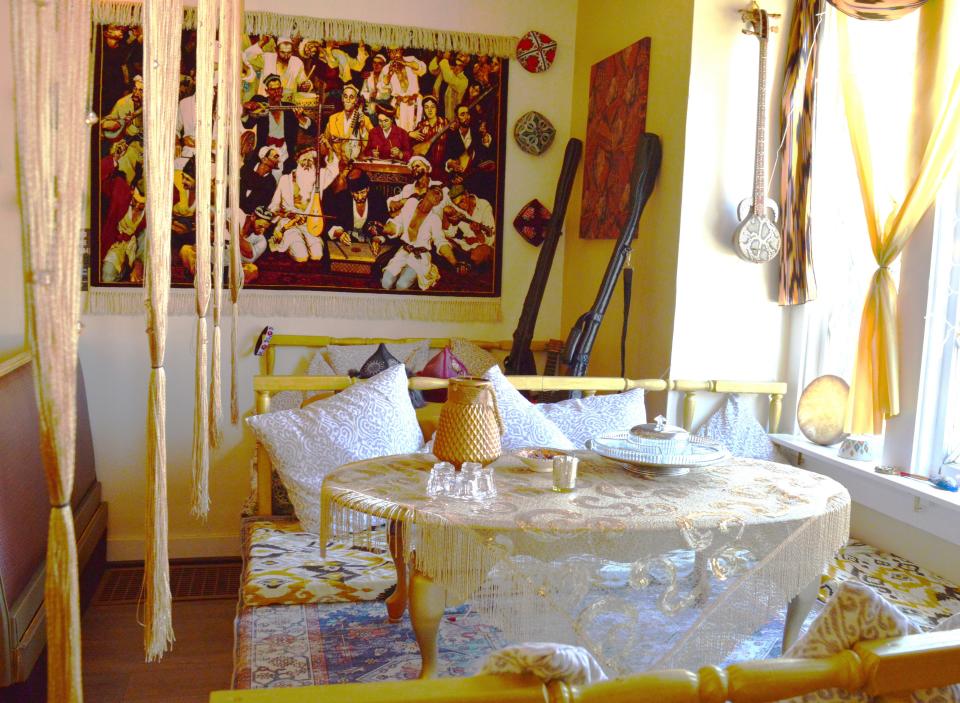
552,454,578,492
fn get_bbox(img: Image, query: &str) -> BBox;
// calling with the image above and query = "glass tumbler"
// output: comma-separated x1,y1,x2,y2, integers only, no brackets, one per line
552,454,579,492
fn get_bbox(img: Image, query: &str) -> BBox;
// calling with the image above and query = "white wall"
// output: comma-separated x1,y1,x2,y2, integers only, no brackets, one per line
72,0,579,559
0,0,24,357
668,0,790,382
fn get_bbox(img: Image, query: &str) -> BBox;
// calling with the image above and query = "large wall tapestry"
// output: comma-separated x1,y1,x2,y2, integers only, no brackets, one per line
91,25,508,303
580,37,650,240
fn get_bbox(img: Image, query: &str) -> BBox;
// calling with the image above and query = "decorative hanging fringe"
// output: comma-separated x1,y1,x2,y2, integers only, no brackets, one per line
12,0,92,696
189,0,217,520
85,288,503,322
142,0,182,661
45,510,83,703
92,1,517,57
209,325,223,448
144,369,175,660
227,0,244,425
209,0,230,449
190,319,211,518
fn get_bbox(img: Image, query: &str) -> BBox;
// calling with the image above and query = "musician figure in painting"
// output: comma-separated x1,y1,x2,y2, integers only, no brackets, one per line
325,84,372,163
387,155,446,217
443,104,493,195
249,36,312,100
361,53,393,116
242,73,313,174
428,51,469,120
100,74,144,183
378,185,463,291
407,96,448,178
101,186,147,284
443,183,494,269
327,172,388,246
268,144,339,262
364,104,412,162
383,46,426,132
240,146,281,215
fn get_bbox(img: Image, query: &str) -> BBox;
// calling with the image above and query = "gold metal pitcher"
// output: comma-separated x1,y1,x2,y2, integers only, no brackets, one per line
432,377,504,468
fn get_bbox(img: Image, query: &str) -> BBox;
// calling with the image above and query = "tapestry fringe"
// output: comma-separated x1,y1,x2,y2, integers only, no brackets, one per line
84,289,502,322
91,1,518,57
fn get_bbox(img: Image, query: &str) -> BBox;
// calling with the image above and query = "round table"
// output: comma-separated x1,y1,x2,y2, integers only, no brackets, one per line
320,452,850,677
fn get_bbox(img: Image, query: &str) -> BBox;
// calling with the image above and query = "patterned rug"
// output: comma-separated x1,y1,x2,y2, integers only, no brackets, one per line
232,538,960,689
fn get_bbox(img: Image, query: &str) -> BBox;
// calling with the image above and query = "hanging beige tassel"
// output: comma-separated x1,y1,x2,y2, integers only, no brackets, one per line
142,0,183,662
190,0,218,519
227,0,245,425
12,0,92,699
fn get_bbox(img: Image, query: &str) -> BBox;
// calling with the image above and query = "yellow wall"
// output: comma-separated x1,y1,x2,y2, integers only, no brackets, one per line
562,0,694,414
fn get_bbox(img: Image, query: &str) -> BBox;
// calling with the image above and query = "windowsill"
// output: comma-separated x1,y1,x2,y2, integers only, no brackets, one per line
770,434,960,546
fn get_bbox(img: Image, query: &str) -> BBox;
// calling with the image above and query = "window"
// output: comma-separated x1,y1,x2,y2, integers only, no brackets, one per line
793,5,958,477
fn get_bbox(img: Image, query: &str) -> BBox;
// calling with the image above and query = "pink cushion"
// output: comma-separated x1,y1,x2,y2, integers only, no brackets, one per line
418,347,468,403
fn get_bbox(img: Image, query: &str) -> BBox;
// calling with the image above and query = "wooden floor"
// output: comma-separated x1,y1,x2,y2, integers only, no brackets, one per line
82,598,236,702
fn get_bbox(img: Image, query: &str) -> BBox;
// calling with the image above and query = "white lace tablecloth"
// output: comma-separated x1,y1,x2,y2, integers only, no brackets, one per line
320,452,850,674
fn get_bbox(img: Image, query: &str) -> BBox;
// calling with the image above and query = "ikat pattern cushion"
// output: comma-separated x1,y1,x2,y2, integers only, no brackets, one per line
325,341,430,376
450,338,501,376
246,364,424,534
538,389,647,449
695,393,782,461
241,517,395,606
821,540,960,629
784,580,960,703
483,366,574,452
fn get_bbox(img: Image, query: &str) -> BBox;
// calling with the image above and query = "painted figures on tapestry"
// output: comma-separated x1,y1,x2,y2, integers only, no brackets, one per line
92,27,507,295
580,37,650,240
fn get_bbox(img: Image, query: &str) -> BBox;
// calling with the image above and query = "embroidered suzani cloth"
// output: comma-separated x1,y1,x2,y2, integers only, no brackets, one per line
321,452,851,675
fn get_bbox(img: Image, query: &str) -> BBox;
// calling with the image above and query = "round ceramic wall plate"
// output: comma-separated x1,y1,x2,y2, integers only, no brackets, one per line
516,30,557,73
514,111,556,155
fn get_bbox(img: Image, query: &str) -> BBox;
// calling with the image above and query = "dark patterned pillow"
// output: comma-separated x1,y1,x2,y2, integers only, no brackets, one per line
355,343,425,408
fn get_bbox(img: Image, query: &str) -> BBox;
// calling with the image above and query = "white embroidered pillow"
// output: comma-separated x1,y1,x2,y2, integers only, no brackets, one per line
326,341,430,375
784,580,960,703
538,389,646,449
696,393,782,461
451,338,502,376
246,364,423,533
483,366,574,452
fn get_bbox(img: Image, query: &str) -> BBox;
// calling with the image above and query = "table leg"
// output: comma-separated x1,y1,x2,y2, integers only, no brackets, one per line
783,577,820,652
385,520,407,623
693,551,712,605
409,568,445,679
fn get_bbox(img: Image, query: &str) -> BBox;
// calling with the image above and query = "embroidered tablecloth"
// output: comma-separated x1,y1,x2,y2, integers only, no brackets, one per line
321,452,850,674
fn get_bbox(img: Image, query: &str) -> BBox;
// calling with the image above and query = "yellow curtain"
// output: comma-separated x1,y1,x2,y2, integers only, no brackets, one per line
840,2,960,434
12,0,92,699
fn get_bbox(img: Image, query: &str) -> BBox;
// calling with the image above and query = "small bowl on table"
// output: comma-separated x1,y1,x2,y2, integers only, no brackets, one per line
514,447,568,473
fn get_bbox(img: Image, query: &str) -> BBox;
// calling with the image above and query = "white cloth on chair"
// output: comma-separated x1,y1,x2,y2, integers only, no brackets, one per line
480,642,608,685
784,580,960,703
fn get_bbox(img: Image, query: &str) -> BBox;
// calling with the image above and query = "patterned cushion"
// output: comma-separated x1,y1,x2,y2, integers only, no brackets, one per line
696,394,782,461
246,364,424,533
538,389,646,449
483,366,574,452
326,341,430,376
241,517,395,606
784,580,960,702
821,540,960,629
451,338,501,376
306,350,337,376
418,347,468,403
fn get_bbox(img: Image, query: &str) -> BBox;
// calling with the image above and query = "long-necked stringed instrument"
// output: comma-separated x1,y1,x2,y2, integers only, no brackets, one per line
732,3,782,264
